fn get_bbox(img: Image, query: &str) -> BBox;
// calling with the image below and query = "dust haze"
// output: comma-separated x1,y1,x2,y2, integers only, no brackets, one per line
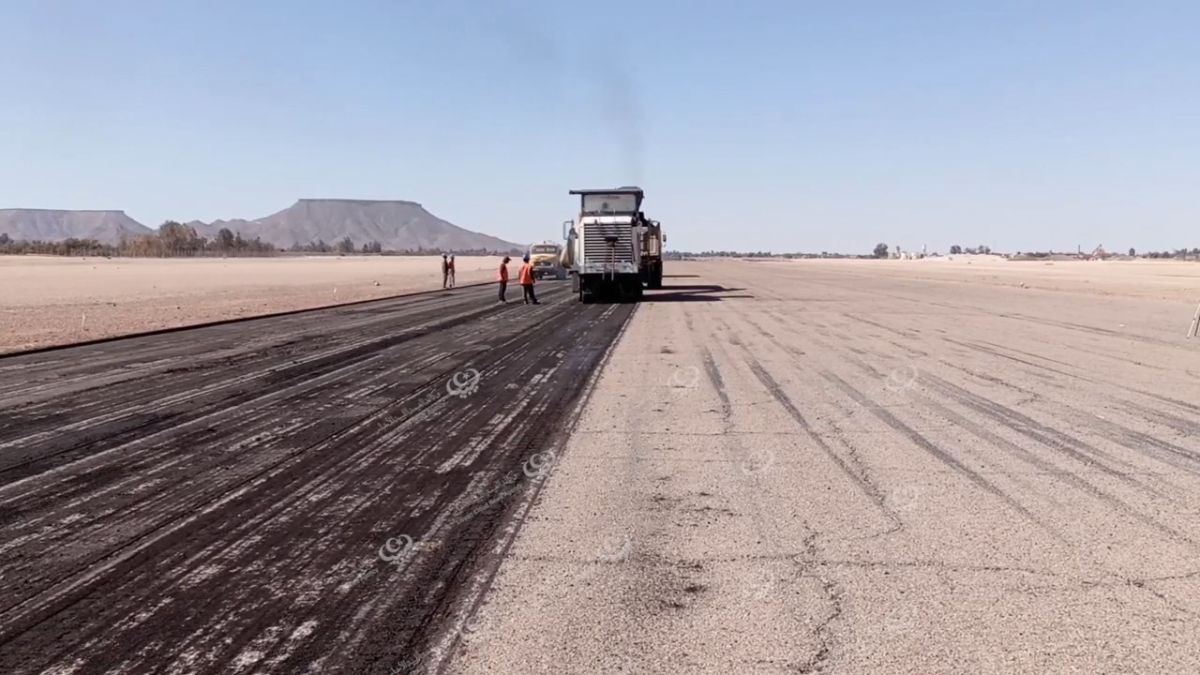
486,5,646,184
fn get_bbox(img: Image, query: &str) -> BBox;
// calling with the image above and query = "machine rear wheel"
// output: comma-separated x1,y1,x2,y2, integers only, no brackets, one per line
620,281,643,303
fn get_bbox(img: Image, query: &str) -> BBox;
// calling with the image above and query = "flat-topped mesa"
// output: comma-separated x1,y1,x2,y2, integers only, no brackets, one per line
225,198,522,252
0,208,129,215
0,198,523,253
0,208,153,244
295,198,422,208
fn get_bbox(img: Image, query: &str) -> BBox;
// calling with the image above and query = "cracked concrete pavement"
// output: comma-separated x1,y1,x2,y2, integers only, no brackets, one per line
448,259,1200,674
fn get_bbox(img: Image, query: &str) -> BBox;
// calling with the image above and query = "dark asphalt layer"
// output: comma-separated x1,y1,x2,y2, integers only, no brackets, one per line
0,281,633,674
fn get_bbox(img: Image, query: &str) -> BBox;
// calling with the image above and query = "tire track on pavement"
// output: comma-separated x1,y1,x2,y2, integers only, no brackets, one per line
722,305,1062,534
704,315,900,536
775,306,1193,500
817,371,1050,532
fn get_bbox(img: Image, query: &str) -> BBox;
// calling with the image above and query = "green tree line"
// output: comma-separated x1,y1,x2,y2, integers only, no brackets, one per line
1,224,517,258
0,222,276,257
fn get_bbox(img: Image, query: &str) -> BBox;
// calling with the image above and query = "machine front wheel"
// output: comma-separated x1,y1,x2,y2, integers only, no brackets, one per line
649,265,664,289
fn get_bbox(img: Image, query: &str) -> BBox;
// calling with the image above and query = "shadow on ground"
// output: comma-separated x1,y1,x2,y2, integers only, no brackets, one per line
641,284,754,303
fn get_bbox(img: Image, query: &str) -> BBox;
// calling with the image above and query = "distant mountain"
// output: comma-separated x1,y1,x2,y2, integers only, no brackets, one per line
191,199,522,253
189,218,254,240
0,209,153,245
0,200,523,253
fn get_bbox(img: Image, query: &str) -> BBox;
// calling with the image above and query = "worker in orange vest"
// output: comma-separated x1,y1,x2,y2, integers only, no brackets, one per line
519,254,539,305
497,256,511,303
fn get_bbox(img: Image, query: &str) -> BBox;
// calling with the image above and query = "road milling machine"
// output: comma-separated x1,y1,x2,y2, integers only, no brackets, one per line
560,186,664,302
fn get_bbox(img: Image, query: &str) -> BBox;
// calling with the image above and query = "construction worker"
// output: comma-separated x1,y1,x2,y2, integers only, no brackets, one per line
519,254,538,305
440,254,449,289
497,256,510,303
447,254,456,288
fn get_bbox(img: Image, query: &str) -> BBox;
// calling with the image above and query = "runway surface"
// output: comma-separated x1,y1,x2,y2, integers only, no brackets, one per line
5,258,1200,674
447,260,1200,674
0,281,632,674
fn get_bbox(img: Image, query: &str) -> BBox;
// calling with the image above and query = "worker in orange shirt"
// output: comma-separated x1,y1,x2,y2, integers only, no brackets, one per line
519,254,539,305
497,255,511,303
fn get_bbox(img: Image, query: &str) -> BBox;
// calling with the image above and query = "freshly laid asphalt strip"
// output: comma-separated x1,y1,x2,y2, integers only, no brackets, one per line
0,281,633,674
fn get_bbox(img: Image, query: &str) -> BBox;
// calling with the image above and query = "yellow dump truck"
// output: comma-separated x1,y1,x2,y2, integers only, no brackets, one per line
638,218,664,289
528,242,567,280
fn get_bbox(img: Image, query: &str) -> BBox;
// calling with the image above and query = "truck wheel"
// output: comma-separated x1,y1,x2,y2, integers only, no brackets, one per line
650,269,663,289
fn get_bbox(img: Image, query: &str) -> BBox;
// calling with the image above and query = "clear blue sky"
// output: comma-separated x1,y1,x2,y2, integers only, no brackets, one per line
2,0,1198,253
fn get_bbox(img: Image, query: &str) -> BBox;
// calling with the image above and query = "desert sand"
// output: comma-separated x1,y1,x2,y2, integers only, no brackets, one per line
3,254,1197,354
0,255,504,353
805,255,1200,302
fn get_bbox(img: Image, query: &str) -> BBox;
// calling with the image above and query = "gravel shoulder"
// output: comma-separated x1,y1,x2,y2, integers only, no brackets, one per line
449,259,1200,674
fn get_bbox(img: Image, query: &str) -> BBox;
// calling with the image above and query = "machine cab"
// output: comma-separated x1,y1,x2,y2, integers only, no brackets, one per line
565,186,646,239
569,187,644,217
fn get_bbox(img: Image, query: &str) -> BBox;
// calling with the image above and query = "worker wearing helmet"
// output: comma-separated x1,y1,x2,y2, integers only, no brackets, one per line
519,254,538,305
